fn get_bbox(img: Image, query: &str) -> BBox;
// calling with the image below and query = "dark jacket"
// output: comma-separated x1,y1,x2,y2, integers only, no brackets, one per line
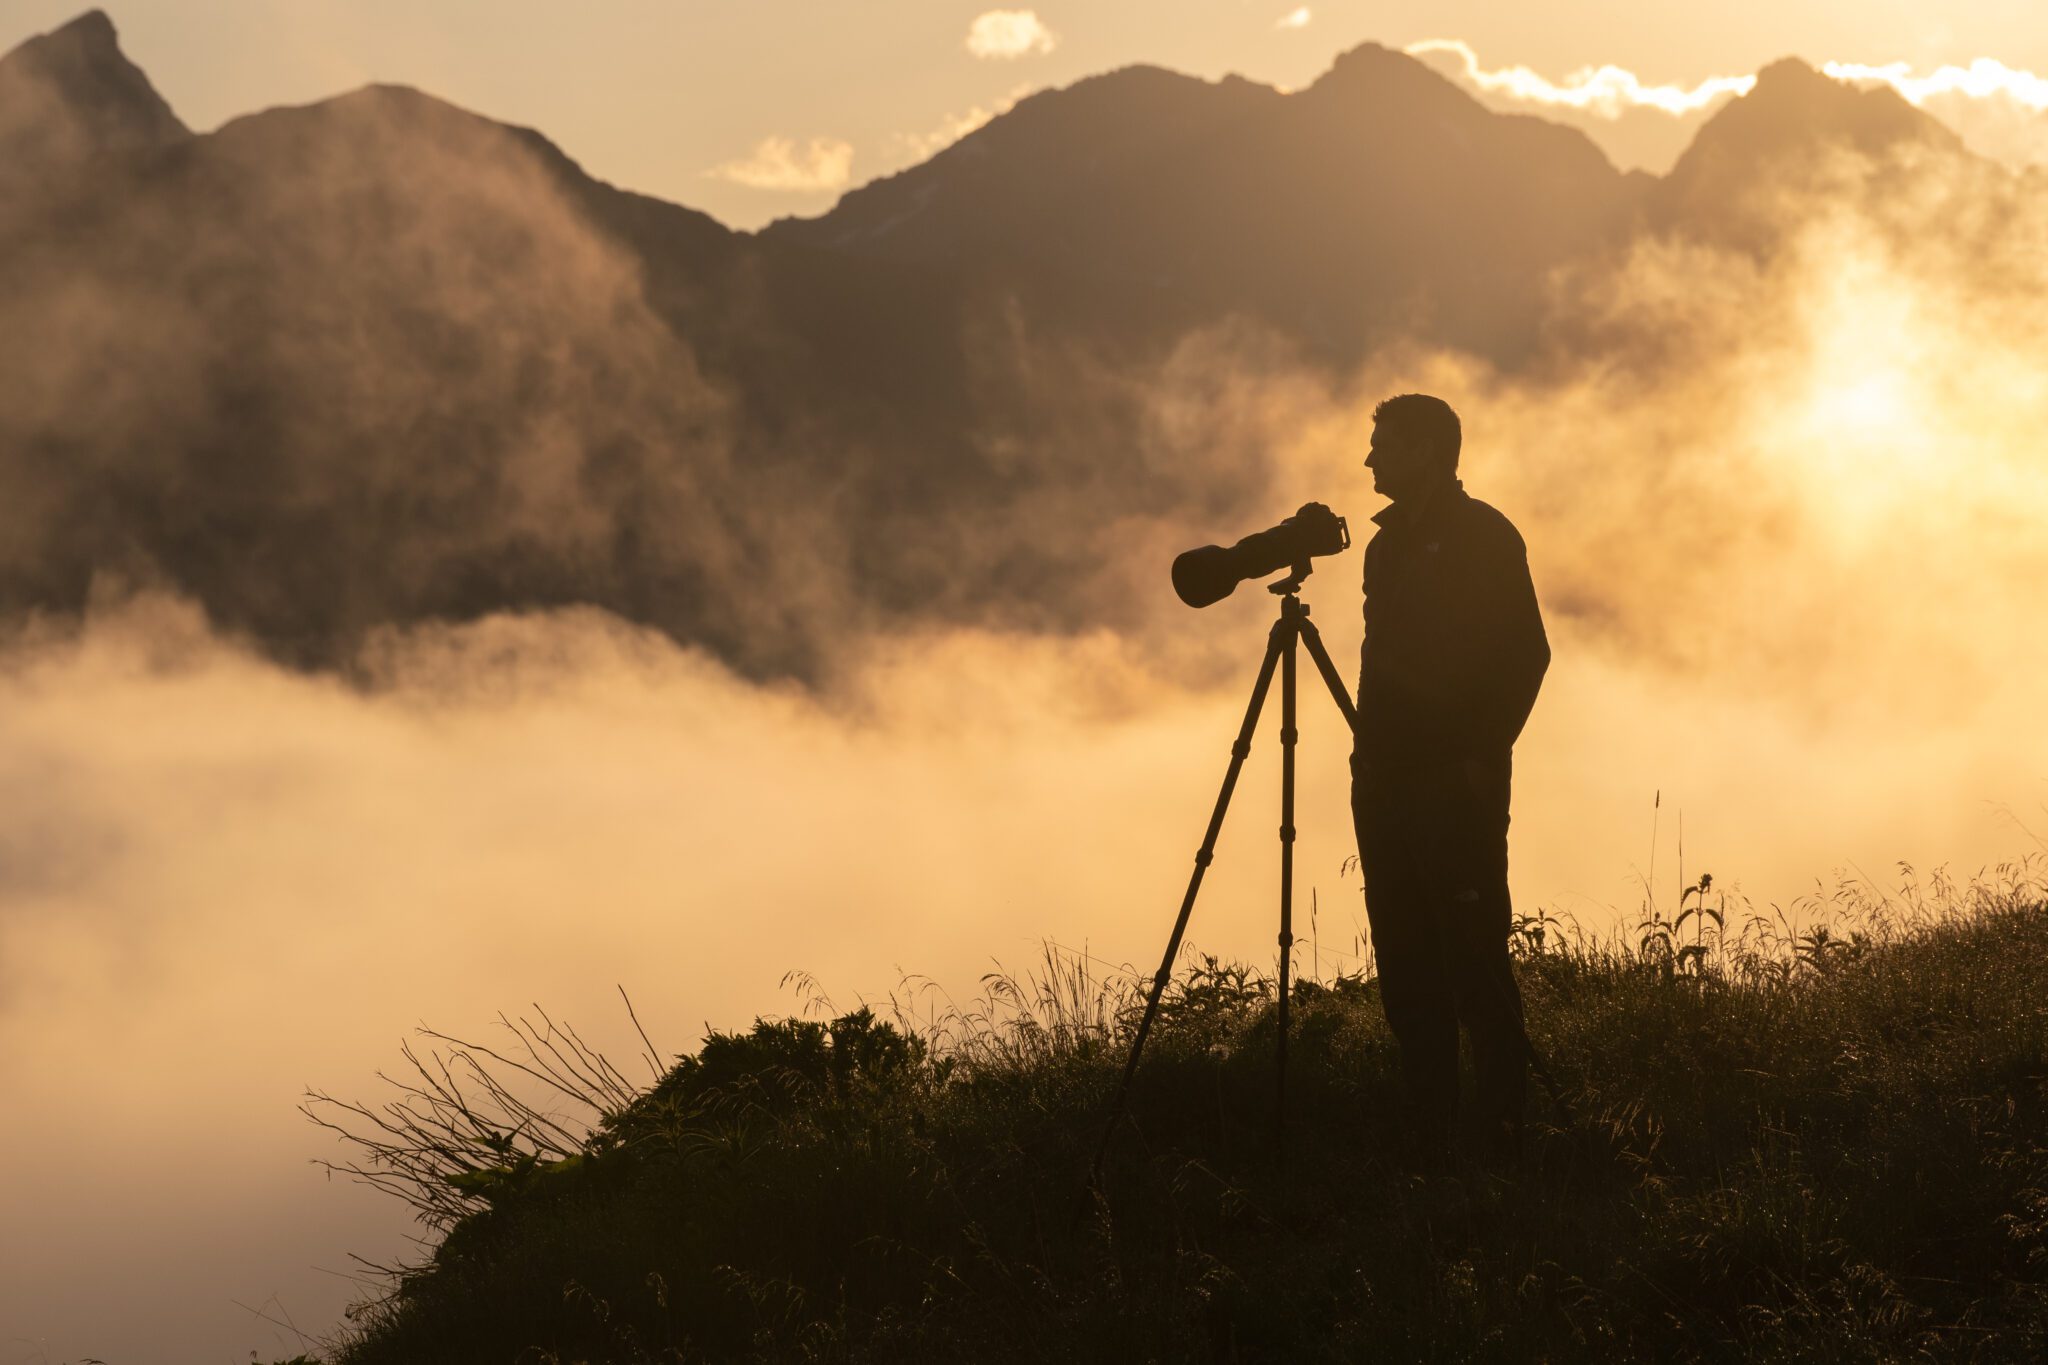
1355,481,1549,767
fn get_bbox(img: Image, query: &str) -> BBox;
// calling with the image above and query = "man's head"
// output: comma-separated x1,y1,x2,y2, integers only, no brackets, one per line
1366,394,1461,504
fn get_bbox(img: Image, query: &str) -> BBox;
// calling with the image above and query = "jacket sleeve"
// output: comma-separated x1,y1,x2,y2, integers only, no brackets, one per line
1471,523,1549,752
1354,536,1375,752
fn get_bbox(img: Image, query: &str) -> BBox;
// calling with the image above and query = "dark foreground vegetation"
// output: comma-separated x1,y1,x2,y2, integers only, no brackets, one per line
314,865,2048,1363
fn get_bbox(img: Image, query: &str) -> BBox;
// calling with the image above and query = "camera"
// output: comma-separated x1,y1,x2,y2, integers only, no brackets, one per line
1171,502,1350,607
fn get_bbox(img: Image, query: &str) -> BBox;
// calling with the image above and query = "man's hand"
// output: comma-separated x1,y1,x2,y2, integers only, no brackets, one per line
1290,501,1347,557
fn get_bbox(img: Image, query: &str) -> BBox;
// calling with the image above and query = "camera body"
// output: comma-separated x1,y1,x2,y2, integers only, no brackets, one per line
1171,502,1350,607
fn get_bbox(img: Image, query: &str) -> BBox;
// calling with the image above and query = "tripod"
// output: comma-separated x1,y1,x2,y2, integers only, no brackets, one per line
1091,568,1357,1183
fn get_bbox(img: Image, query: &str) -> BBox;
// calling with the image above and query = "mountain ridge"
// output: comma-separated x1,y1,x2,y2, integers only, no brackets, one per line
1,9,1993,237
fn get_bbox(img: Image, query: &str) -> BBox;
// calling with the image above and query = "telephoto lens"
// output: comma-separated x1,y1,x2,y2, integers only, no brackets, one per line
1172,502,1349,607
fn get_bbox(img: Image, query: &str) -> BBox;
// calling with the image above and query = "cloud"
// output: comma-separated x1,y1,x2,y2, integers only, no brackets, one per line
1406,37,1755,118
1412,39,2048,122
704,133,854,191
1823,57,2048,111
1410,39,2048,175
1276,8,1313,31
966,10,1058,61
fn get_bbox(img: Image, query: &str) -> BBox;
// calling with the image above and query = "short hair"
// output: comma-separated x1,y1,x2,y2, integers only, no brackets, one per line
1371,393,1461,472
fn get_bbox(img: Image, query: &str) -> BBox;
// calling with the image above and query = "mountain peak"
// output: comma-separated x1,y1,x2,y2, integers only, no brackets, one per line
1752,56,1827,89
0,8,187,165
765,60,1281,252
41,8,115,48
203,80,595,196
1655,51,1970,244
1692,52,1960,159
1309,40,1468,105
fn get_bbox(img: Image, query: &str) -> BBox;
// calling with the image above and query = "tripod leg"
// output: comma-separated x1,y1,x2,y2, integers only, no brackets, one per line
1089,619,1287,1187
1277,621,1298,1153
1294,613,1357,731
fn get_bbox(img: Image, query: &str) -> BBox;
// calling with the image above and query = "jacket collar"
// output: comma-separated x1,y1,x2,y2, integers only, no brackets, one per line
1371,478,1466,530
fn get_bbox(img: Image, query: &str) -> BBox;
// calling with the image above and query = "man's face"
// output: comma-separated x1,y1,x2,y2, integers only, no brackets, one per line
1364,420,1436,503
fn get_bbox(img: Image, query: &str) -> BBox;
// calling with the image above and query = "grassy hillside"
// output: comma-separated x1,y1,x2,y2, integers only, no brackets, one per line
314,865,2048,1363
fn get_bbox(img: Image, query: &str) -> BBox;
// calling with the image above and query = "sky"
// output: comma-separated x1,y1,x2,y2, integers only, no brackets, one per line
5,1,2048,227
7,4,2048,1363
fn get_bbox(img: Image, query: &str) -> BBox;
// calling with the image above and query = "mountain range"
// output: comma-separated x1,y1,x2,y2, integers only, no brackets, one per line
0,10,2024,680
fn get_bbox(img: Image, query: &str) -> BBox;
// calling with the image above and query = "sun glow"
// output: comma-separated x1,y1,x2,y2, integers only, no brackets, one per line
1751,245,1953,535
1804,373,1911,440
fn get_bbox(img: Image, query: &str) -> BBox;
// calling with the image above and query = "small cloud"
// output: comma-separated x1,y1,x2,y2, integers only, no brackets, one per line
1276,7,1313,29
705,135,855,192
966,10,1058,61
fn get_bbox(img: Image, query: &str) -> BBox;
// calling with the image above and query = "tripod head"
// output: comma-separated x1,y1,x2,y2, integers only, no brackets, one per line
1267,562,1313,596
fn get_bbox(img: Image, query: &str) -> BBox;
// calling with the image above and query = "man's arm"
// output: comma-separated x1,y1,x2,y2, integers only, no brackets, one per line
1472,522,1549,752
1354,534,1377,757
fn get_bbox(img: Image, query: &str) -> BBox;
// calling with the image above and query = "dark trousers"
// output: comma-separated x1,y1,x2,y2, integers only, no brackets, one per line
1351,754,1528,1149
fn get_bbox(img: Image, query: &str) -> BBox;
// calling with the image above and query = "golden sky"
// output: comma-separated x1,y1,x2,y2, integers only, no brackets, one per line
7,1,2048,226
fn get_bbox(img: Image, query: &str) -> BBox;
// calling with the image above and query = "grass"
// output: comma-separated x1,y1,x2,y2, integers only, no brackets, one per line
306,856,2048,1363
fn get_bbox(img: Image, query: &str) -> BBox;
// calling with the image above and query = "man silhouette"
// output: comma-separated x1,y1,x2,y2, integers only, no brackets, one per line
1352,393,1548,1167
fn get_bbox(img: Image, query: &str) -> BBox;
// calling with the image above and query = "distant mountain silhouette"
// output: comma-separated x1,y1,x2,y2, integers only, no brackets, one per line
769,44,1637,366
1655,56,1979,248
0,8,181,163
0,7,182,210
0,12,2024,680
